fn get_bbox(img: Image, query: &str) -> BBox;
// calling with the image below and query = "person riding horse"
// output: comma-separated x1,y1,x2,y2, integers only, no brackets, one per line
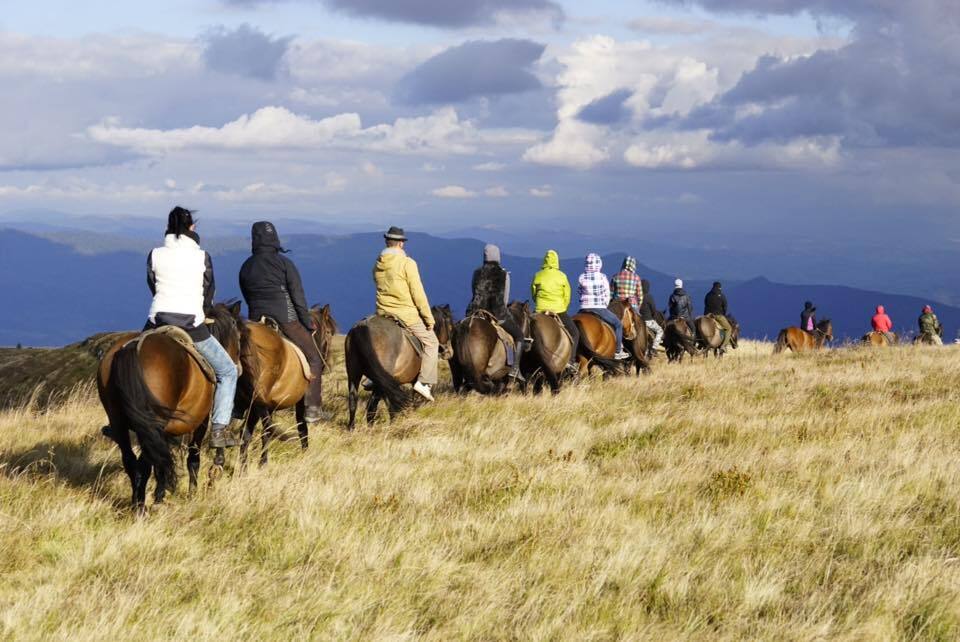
578,253,630,360
531,250,580,374
239,221,326,424
610,256,642,314
373,226,439,402
145,206,238,449
871,305,895,344
639,279,663,354
918,305,943,345
467,244,529,382
668,279,694,331
801,301,817,334
704,281,734,350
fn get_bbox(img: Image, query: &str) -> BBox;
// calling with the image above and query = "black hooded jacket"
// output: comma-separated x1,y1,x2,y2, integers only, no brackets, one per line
639,279,658,321
800,302,817,332
704,284,728,316
467,263,508,318
669,288,693,321
239,222,312,328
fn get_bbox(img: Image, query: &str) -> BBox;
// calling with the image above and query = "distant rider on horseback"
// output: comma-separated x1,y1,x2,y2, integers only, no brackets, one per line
918,305,943,345
467,244,530,382
639,279,664,353
871,305,894,344
610,256,642,314
704,281,734,349
145,206,238,448
668,279,694,331
801,301,817,334
373,227,438,402
579,253,630,360
531,250,580,373
239,221,326,424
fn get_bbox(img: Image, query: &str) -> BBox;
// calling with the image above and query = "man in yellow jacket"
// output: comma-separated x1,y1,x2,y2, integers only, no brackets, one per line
531,249,580,372
373,226,439,401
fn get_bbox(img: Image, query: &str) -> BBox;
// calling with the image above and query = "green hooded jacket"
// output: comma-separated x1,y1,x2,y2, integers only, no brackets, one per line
530,250,571,314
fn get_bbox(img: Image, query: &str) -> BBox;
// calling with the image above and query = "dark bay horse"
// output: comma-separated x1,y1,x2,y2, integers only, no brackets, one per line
862,331,898,347
345,305,454,429
98,302,243,510
573,304,634,377
773,319,833,353
237,304,337,468
522,311,578,394
611,301,650,375
695,315,740,358
451,302,532,395
664,318,698,363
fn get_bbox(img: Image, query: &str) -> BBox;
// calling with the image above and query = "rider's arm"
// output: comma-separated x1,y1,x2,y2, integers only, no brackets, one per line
405,258,435,328
284,258,313,329
202,252,215,316
146,250,157,296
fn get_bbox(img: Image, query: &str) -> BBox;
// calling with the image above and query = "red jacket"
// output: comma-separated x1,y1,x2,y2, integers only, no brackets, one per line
871,306,893,333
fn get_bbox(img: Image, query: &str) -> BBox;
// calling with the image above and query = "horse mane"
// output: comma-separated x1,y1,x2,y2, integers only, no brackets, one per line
208,301,243,345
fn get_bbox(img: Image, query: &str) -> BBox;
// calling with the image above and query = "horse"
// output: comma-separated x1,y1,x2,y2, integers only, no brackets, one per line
450,302,531,395
572,303,635,377
773,319,834,353
236,304,337,468
914,332,943,346
97,302,243,511
862,331,898,347
609,300,650,375
695,315,740,358
521,310,578,394
663,318,699,363
344,305,454,430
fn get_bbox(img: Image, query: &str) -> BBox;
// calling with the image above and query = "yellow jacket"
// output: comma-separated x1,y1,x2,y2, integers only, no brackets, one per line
530,250,571,314
373,248,435,328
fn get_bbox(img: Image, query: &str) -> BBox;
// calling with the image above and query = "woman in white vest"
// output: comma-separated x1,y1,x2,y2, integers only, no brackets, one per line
146,206,238,448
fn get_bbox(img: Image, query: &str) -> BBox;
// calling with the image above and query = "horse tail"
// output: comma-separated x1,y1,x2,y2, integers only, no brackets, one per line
351,324,409,411
773,329,788,354
106,343,178,493
577,332,621,373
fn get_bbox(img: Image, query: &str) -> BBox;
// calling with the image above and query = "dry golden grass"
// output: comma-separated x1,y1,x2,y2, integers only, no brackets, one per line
2,340,960,640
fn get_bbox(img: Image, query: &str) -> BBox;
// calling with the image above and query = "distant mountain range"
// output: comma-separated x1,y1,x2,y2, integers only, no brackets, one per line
2,228,957,346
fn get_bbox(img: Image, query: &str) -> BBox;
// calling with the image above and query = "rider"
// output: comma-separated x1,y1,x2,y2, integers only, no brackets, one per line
871,305,894,343
668,279,694,330
531,249,580,373
704,281,734,349
801,301,817,334
639,279,663,353
578,253,630,360
610,256,642,314
239,221,326,424
146,206,237,449
373,226,438,402
467,244,530,382
918,305,943,345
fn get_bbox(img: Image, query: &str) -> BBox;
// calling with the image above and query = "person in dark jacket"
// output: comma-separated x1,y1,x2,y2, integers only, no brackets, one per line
668,279,694,329
466,244,529,381
800,301,817,334
704,281,733,348
639,279,663,353
239,221,326,423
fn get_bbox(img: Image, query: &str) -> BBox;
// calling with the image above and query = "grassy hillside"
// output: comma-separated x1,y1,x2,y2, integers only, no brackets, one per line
2,342,960,639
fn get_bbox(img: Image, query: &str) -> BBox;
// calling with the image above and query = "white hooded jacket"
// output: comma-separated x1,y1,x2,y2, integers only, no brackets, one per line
147,233,214,329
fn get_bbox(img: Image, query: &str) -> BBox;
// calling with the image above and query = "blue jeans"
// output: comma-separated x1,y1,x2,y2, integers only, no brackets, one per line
584,308,623,351
194,336,238,427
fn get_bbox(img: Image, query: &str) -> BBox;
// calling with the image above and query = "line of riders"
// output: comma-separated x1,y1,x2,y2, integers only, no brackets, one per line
125,209,949,451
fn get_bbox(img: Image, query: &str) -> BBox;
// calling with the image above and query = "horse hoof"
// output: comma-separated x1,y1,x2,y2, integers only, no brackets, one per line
101,426,116,440
207,464,223,487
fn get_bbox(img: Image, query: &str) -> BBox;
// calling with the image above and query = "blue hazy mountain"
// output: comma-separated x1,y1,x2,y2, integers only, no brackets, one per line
1,229,956,346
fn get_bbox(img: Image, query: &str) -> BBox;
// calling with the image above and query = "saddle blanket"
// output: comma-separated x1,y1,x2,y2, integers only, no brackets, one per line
129,326,217,383
254,317,314,379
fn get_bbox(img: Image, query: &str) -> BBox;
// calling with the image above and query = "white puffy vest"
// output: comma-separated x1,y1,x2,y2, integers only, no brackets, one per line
147,234,207,327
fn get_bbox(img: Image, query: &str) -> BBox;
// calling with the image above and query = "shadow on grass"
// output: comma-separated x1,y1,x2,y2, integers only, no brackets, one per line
0,437,121,491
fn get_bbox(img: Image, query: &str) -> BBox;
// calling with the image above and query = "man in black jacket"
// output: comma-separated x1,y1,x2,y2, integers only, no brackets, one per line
800,301,817,334
639,279,663,353
467,244,529,381
668,279,694,329
704,281,733,348
239,221,325,423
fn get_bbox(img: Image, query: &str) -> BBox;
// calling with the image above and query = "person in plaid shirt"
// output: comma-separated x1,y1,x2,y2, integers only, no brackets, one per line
610,256,643,314
578,253,630,360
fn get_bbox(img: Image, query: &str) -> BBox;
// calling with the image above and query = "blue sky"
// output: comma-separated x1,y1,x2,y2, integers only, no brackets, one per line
0,0,956,254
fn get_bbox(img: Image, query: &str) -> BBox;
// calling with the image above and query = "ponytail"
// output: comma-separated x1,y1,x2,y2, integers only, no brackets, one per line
166,206,196,238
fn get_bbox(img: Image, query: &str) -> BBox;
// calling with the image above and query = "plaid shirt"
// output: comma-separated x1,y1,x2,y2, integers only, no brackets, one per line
611,270,642,311
578,253,610,309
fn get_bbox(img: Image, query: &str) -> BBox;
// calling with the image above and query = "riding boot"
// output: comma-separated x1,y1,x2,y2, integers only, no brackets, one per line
508,343,526,383
209,423,238,449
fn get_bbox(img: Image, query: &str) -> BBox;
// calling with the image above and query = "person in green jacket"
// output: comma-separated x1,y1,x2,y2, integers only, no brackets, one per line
531,249,579,372
918,305,943,345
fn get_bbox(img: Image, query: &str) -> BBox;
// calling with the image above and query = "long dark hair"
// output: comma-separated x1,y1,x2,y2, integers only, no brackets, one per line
166,206,196,237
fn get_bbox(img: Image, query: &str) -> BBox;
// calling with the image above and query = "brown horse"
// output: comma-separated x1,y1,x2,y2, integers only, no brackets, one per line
914,332,943,346
664,318,699,363
773,319,834,353
573,304,635,376
862,331,898,347
610,301,650,375
237,304,337,468
345,305,454,429
695,315,740,358
521,311,578,394
451,302,531,394
97,303,243,510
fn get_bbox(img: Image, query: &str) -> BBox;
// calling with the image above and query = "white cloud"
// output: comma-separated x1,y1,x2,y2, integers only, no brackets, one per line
432,185,477,198
473,161,506,172
485,186,509,197
530,185,553,197
523,120,609,169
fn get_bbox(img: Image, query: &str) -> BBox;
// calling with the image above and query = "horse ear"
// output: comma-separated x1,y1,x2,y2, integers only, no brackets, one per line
229,301,242,317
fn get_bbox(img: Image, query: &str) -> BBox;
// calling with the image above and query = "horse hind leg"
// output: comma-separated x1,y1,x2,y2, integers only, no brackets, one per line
259,407,274,468
109,424,141,510
366,392,382,425
134,455,151,513
296,400,308,451
188,422,206,494
239,410,258,472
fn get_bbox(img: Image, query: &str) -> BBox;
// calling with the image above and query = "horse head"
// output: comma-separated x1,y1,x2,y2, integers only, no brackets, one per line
432,304,455,359
309,303,338,373
209,300,245,364
508,300,533,338
817,319,834,343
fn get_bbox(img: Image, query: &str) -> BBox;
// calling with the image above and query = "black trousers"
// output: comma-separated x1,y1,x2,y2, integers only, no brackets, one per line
281,321,324,408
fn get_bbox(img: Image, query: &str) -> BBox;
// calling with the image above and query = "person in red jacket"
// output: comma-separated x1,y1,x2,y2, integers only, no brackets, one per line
871,305,894,343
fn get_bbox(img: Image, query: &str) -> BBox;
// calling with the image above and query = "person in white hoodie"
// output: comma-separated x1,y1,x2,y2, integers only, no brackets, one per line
145,206,237,448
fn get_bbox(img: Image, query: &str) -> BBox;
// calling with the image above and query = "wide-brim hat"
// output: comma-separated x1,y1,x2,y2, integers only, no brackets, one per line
384,226,407,241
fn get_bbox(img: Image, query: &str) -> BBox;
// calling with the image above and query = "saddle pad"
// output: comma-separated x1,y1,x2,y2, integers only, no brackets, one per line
252,319,313,379
133,326,217,383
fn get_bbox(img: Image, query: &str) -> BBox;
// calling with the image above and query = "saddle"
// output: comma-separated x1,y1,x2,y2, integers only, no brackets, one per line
359,315,425,357
130,326,217,383
465,309,518,370
582,309,635,341
540,311,574,348
254,317,313,379
706,314,728,342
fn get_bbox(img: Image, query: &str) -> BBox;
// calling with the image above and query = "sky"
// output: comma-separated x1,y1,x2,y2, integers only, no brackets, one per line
1,0,958,251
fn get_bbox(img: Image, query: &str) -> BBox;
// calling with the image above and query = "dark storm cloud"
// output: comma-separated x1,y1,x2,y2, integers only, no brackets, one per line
201,24,293,81
395,39,546,105
577,89,633,125
657,0,960,148
223,0,564,28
